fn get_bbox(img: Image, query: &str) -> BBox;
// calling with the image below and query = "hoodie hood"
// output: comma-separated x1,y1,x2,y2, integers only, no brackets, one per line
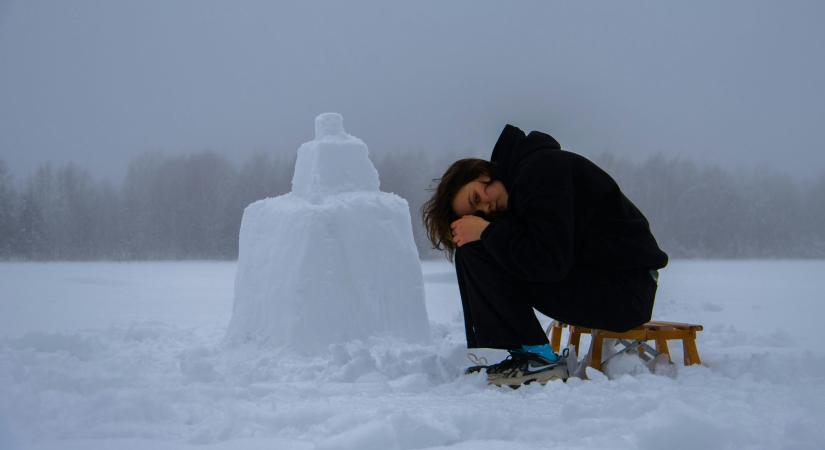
490,124,561,189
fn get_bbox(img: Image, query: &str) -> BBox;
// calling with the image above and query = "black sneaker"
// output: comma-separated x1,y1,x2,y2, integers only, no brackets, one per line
486,349,569,388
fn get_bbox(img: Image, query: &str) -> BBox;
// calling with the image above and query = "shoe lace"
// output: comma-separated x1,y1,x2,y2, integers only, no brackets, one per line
466,352,488,366
487,350,531,374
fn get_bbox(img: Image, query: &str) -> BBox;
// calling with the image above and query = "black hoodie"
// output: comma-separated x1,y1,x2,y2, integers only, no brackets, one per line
480,124,668,282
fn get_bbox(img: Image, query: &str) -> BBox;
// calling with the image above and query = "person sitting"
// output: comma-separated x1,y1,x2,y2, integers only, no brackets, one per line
422,124,668,386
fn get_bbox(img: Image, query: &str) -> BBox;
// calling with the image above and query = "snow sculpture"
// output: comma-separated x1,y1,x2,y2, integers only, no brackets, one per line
225,113,430,353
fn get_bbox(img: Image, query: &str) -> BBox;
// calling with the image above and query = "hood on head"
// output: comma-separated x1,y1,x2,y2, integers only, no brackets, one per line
490,124,561,189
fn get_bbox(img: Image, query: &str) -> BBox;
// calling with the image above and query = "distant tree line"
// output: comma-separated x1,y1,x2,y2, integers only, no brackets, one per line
0,151,823,260
592,154,825,258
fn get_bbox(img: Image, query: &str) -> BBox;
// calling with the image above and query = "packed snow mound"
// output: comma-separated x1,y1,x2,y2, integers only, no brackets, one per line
225,113,430,353
291,112,380,201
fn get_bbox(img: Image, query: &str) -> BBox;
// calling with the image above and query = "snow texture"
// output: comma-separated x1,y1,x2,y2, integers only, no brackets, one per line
1,260,825,449
225,113,430,353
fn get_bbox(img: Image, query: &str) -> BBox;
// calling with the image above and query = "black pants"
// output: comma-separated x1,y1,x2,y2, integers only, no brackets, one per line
455,241,657,349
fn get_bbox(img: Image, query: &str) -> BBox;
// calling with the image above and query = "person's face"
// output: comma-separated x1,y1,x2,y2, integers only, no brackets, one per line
451,177,508,218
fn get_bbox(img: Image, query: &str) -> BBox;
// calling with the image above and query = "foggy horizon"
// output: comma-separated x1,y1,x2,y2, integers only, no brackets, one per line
2,0,825,182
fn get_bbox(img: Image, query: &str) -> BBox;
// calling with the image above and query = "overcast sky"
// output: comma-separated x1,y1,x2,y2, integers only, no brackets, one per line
1,0,824,182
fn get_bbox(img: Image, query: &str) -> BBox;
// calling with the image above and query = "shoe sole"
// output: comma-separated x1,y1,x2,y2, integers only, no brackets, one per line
464,365,487,375
488,365,568,388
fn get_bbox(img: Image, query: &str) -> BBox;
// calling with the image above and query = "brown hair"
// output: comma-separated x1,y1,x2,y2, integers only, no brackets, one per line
421,158,494,261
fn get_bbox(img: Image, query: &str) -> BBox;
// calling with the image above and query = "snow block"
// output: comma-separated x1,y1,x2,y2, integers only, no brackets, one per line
291,112,380,201
225,113,430,353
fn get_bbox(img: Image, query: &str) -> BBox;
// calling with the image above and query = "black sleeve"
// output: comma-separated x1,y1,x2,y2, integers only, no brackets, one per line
479,153,575,282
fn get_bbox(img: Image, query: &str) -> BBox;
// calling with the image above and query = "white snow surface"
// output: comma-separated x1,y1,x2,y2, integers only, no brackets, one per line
1,260,825,449
225,113,429,352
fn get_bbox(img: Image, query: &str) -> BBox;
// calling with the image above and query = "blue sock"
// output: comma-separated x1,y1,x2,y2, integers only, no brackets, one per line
521,344,559,362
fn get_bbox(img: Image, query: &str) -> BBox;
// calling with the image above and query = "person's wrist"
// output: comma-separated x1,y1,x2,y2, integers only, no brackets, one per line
479,221,492,240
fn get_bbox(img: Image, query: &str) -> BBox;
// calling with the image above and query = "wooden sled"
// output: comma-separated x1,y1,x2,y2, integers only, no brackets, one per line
547,320,704,371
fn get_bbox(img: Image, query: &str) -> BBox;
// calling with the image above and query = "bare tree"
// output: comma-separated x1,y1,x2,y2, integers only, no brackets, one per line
0,160,17,258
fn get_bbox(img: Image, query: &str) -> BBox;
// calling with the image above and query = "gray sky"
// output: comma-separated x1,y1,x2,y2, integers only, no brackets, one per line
1,0,824,181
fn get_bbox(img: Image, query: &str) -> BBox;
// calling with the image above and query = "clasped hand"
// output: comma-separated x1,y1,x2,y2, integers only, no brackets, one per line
450,215,489,247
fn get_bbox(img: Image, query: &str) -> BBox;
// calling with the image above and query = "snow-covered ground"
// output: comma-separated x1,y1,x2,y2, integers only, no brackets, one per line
1,260,824,449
